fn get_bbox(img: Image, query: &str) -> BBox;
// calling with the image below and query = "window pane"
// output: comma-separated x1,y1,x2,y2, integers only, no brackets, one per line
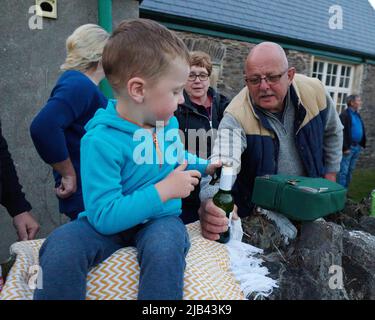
343,93,348,106
341,66,346,76
313,61,318,73
345,77,350,88
312,59,354,112
327,63,332,74
326,75,331,86
346,67,351,77
333,64,338,75
339,77,344,87
331,75,337,86
319,62,324,73
337,92,342,107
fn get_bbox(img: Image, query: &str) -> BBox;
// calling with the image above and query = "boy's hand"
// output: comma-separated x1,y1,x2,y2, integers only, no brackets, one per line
155,162,201,202
205,160,222,176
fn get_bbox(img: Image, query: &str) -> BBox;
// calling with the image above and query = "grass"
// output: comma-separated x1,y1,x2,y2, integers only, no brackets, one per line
347,168,375,202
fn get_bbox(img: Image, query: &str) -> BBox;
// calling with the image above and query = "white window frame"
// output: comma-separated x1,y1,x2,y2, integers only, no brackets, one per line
311,58,356,113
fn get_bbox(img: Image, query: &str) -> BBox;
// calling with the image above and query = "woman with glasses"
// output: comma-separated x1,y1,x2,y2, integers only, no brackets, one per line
175,51,230,224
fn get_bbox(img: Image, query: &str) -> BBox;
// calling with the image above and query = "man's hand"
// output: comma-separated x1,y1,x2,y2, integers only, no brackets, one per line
55,174,77,199
205,160,222,176
198,199,238,241
13,211,40,241
324,172,337,183
343,149,351,155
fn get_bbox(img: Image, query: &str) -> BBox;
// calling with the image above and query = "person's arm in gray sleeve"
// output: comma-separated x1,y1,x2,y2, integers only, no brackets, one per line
200,112,247,201
323,90,343,178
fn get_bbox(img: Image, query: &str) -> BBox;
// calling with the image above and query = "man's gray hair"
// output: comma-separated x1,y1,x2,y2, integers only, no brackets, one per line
346,94,360,107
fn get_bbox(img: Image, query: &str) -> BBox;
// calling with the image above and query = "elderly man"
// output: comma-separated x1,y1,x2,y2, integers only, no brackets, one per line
0,122,39,241
199,42,343,240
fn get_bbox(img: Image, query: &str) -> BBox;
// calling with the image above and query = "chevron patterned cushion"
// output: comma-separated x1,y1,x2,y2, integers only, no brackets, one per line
0,221,245,300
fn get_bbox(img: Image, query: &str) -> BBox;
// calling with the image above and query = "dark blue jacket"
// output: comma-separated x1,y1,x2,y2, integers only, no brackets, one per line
30,70,107,217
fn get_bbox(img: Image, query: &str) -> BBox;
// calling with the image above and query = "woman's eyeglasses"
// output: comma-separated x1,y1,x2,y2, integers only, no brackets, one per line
187,73,209,82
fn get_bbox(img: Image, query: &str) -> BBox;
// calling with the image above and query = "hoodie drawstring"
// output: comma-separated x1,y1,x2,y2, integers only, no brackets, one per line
153,132,162,169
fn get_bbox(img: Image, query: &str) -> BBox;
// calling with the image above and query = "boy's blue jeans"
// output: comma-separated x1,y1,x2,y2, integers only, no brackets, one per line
338,145,362,188
33,215,190,300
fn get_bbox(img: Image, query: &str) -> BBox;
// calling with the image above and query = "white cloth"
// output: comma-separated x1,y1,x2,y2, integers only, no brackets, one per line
258,208,298,244
225,217,278,299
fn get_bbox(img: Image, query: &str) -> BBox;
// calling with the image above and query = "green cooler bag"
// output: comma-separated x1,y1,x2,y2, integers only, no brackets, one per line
251,174,347,221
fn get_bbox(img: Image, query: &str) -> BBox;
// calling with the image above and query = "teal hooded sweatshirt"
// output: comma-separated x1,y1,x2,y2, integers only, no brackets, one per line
78,99,208,235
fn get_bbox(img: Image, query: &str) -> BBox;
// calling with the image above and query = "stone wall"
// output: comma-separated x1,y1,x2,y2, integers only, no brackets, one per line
358,64,375,168
175,31,253,99
284,49,312,75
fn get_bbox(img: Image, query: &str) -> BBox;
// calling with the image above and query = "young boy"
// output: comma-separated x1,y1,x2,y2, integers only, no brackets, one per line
33,19,219,300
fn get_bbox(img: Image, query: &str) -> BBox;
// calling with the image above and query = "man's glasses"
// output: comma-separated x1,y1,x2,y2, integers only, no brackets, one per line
245,69,288,86
188,73,209,82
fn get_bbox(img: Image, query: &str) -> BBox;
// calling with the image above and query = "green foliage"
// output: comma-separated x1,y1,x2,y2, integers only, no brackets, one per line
348,168,375,202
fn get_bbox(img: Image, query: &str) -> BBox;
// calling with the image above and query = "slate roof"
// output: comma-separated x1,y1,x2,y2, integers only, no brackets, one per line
140,0,375,59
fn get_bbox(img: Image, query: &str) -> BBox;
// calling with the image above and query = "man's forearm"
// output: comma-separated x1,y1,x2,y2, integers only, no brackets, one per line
200,113,246,202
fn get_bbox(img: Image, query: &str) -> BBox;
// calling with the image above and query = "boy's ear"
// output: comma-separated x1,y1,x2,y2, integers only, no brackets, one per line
127,77,146,103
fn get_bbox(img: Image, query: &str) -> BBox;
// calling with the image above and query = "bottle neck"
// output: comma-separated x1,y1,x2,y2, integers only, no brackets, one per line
218,188,232,194
219,167,234,191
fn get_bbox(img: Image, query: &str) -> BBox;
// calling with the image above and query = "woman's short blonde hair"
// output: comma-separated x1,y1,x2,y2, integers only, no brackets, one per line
189,51,213,76
60,24,110,72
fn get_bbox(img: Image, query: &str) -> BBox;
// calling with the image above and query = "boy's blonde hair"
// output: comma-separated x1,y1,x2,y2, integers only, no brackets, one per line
102,19,190,95
189,51,213,76
60,24,110,72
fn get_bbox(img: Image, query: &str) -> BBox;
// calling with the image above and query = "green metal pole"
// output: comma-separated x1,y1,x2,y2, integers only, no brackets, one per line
98,0,113,99
98,0,112,33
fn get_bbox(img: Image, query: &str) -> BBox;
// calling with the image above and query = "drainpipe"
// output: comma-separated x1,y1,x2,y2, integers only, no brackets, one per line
98,0,113,99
